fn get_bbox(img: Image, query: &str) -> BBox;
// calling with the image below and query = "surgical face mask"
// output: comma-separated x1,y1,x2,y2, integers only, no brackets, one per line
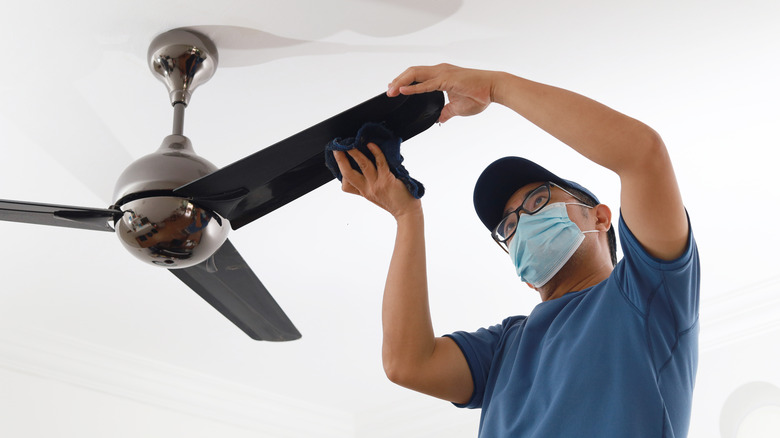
508,202,598,288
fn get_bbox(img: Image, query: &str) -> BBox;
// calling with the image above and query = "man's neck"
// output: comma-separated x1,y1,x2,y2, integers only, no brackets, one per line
537,261,613,301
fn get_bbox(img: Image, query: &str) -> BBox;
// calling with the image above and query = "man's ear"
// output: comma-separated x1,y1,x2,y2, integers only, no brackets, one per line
594,204,612,231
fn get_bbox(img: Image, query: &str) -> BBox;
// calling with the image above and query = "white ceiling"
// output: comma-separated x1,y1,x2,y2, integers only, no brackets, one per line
1,0,779,436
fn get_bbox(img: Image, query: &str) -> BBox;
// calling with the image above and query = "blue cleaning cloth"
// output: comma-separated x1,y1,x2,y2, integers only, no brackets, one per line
324,122,424,198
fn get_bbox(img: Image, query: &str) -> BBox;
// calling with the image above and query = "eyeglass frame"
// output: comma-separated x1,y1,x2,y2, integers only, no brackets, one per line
491,181,590,253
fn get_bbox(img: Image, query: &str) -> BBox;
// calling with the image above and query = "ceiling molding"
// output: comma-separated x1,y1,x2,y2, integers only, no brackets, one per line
699,276,780,353
0,326,352,437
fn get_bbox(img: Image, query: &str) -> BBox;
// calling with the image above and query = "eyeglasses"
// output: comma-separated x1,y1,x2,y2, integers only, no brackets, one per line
492,182,588,253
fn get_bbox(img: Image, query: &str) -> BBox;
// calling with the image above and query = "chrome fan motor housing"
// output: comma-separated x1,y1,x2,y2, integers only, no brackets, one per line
112,135,229,269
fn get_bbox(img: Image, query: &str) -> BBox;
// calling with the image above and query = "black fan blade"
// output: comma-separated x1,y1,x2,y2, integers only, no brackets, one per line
173,91,444,229
170,239,301,341
0,199,120,232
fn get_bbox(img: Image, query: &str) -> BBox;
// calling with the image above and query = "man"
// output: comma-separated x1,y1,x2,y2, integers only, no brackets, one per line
333,64,699,437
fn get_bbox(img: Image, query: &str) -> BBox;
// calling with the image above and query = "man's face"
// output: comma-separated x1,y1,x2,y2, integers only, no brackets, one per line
501,181,590,246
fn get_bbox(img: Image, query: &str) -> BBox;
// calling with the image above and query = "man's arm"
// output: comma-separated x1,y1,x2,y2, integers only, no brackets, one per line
388,64,689,261
333,144,473,404
382,209,473,403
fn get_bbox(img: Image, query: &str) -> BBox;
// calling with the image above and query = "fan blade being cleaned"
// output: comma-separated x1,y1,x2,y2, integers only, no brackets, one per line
173,91,444,229
0,199,121,232
170,239,301,341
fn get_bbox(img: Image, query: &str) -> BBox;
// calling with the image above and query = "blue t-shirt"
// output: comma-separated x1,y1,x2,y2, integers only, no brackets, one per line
446,214,699,437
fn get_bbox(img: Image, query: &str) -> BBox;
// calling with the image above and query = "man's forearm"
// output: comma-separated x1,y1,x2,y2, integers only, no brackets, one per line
491,72,664,176
381,209,435,382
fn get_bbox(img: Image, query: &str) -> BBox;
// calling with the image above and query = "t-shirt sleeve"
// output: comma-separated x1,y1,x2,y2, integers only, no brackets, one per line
614,210,700,346
444,316,522,409
616,215,700,327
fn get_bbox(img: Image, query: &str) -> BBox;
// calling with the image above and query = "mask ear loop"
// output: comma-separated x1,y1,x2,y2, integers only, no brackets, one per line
563,202,594,209
563,202,601,235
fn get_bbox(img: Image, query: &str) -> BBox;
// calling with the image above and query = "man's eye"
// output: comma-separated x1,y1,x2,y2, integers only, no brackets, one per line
499,218,517,238
530,194,548,210
506,222,517,234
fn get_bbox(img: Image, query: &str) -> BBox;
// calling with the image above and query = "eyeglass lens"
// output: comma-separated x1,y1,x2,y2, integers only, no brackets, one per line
495,184,551,241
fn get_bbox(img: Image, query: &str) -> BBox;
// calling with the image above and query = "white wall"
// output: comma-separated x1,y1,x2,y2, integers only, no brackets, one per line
0,367,266,438
690,277,780,437
0,327,352,438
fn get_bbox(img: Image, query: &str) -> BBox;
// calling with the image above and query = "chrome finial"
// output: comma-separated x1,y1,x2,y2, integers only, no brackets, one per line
148,29,218,106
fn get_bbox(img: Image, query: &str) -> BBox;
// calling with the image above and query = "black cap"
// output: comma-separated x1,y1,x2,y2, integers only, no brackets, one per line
473,156,600,231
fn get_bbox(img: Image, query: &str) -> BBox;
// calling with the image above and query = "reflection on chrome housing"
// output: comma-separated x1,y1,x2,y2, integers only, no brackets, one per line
115,196,229,269
111,132,229,269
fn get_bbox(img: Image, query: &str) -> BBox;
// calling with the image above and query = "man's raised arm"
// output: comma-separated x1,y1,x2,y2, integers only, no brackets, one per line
388,64,688,261
333,144,473,404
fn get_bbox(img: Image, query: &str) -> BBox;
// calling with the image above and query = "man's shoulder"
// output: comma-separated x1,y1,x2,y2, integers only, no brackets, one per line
617,210,698,271
500,314,527,327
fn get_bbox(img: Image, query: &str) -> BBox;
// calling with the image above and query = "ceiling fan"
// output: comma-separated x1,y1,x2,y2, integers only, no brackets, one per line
0,29,443,341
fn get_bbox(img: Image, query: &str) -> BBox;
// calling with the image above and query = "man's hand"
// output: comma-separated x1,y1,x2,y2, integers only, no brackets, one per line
387,63,499,123
332,143,422,220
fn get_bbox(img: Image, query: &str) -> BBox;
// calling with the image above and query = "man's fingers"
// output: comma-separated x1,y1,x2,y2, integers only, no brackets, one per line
333,152,363,196
391,78,441,97
439,105,456,123
366,143,390,173
333,150,364,187
333,150,352,175
347,148,377,180
399,79,442,96
341,179,360,196
387,66,420,97
387,64,445,96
